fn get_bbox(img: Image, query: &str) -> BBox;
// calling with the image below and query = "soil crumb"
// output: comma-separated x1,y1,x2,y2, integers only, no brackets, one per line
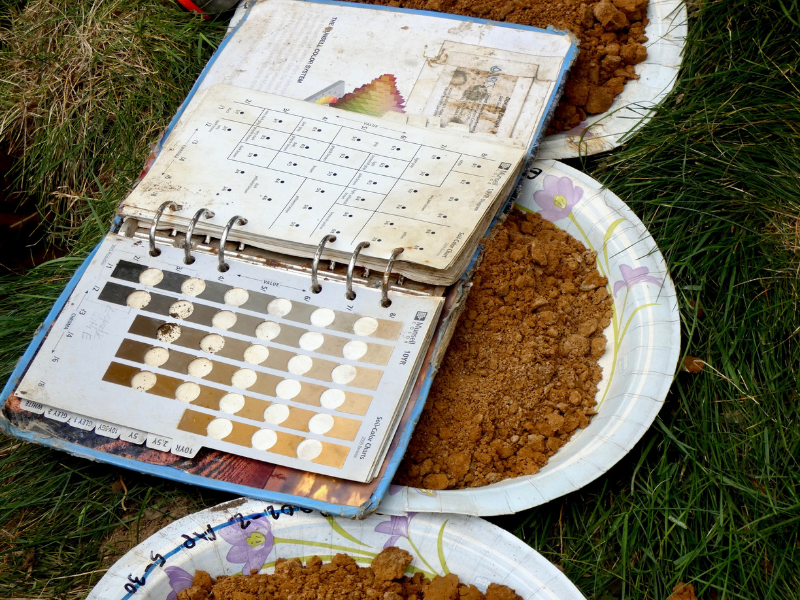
353,0,650,132
668,583,699,600
176,548,522,600
396,209,613,490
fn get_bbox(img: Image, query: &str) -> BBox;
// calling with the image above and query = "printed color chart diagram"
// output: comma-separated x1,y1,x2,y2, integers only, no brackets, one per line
122,85,521,270
15,235,442,482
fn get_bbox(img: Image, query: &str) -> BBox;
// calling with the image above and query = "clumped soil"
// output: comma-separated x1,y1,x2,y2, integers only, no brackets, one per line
354,0,650,132
176,547,522,600
396,210,613,490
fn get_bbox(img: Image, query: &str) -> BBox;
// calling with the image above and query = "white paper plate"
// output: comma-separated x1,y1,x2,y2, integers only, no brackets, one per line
88,498,585,599
379,159,680,516
538,0,687,159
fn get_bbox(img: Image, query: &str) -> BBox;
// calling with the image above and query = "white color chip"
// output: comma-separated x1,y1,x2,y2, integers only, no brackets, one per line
224,287,250,306
331,364,357,384
200,333,225,354
342,340,368,360
156,323,182,343
143,346,169,367
310,308,336,327
251,429,278,451
219,393,245,414
175,381,201,403
353,316,379,336
275,379,301,400
267,298,292,317
287,355,313,375
126,290,151,310
181,277,206,296
232,368,258,389
263,403,290,425
320,388,346,409
187,357,213,378
131,371,157,391
298,331,324,351
308,413,335,435
243,344,269,364
255,321,281,341
296,439,323,461
207,417,233,439
212,310,237,330
169,300,194,319
138,268,164,287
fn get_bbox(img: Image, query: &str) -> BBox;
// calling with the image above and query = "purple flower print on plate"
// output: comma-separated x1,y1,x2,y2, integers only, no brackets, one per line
533,175,584,221
613,264,662,297
374,513,417,549
218,516,274,576
165,566,193,600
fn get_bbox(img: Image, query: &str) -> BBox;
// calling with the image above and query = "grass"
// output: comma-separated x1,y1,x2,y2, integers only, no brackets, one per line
1,0,799,598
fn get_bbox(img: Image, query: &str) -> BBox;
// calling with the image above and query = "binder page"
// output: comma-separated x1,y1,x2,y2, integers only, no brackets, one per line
15,233,443,483
121,85,523,272
194,0,575,150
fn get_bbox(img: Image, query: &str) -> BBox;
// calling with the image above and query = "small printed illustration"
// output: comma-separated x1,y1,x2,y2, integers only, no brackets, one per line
313,74,407,118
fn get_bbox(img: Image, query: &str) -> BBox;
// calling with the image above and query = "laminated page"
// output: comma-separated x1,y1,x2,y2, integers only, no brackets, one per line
121,85,524,273
15,234,442,483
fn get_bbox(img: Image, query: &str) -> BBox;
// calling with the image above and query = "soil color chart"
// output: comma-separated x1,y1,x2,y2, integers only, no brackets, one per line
15,234,442,482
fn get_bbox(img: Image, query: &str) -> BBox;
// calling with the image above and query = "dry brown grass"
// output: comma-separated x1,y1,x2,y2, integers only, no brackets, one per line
0,0,224,249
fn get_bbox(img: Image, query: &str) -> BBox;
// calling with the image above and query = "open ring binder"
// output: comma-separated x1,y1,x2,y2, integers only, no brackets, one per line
148,201,182,257
380,248,404,308
217,215,248,272
345,242,370,301
183,208,215,265
310,234,336,294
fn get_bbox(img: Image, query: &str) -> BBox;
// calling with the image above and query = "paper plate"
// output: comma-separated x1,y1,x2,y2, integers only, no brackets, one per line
538,0,687,159
88,498,585,599
379,159,680,516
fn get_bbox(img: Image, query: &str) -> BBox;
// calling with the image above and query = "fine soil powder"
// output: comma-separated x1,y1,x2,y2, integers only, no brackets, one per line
395,210,613,490
175,547,522,600
354,0,650,132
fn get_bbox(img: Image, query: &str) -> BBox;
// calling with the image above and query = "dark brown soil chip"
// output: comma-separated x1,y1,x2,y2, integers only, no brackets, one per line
395,209,613,490
177,548,522,600
352,0,650,133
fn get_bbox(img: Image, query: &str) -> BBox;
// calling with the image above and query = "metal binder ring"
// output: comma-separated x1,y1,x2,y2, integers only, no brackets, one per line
345,242,370,300
184,208,215,265
149,201,182,257
310,234,336,293
218,215,248,272
380,248,404,308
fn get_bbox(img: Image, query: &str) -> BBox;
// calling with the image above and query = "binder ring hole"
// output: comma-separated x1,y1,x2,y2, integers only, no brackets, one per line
311,234,336,294
380,298,392,308
218,215,248,274
184,256,196,265
346,241,370,301
149,201,181,258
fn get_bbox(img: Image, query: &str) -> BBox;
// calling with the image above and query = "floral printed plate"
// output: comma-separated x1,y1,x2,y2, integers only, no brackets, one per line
379,159,680,516
537,0,687,159
87,498,585,599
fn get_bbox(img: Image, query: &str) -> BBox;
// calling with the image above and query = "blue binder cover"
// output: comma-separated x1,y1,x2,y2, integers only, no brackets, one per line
1,0,576,518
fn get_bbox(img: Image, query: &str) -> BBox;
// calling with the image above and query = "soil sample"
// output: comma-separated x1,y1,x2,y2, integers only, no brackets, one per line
352,0,650,133
176,547,522,600
395,209,613,490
